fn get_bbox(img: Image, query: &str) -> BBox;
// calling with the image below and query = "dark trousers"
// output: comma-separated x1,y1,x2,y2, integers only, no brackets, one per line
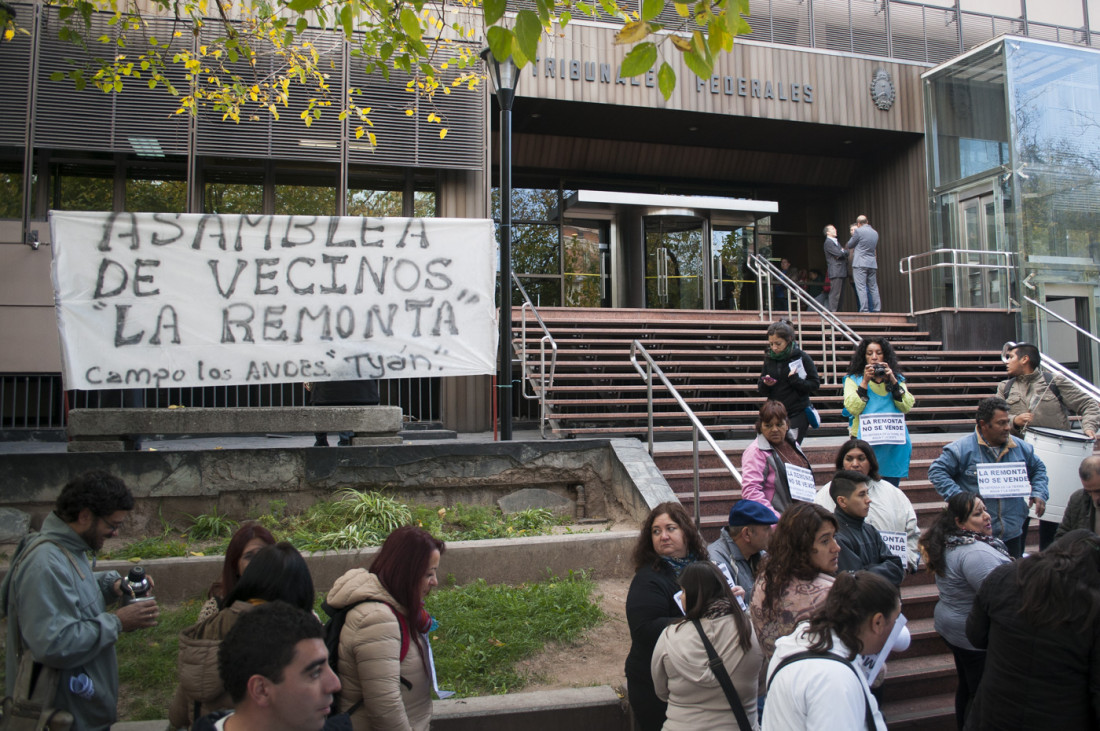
947,642,986,730
788,409,810,445
881,476,901,487
1002,532,1025,558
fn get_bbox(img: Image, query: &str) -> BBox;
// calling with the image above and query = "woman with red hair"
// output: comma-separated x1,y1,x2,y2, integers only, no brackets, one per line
325,525,445,731
197,521,276,622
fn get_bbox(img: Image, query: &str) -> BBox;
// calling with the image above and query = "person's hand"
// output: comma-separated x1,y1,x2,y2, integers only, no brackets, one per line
731,585,746,599
1085,429,1096,439
862,363,875,386
1030,496,1046,518
1013,412,1033,430
762,375,776,386
884,365,897,385
788,366,799,378
117,600,159,632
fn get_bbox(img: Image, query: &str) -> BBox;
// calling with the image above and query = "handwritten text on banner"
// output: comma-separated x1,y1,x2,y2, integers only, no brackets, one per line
50,212,499,390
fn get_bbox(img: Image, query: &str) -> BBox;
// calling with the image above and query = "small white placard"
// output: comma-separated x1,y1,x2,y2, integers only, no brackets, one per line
713,561,749,612
786,464,817,502
880,531,908,562
977,462,1031,499
788,358,806,379
860,413,907,445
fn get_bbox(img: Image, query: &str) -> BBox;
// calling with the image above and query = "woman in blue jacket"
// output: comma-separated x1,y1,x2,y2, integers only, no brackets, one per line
843,337,915,486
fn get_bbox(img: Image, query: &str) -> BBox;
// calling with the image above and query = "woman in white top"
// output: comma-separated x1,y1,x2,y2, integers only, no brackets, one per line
815,438,920,572
762,571,900,731
651,561,763,730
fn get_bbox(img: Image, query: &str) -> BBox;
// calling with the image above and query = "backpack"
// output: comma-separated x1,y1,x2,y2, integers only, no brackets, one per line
320,599,411,717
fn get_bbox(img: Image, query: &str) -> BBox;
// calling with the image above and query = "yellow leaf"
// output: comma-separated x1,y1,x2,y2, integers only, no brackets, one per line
355,127,364,139
670,34,692,52
129,557,142,563
439,128,448,139
4,29,14,41
189,551,206,557
368,132,377,146
674,2,689,16
405,109,414,116
614,20,650,45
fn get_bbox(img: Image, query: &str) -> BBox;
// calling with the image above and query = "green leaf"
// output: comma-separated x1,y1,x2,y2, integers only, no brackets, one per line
620,42,656,77
657,61,675,99
380,42,393,60
559,10,572,27
400,7,422,41
228,48,238,63
285,0,320,12
534,0,551,25
597,0,620,19
682,47,711,79
514,9,541,64
295,17,308,33
483,0,507,24
641,0,662,22
486,26,512,63
50,71,65,81
339,5,353,37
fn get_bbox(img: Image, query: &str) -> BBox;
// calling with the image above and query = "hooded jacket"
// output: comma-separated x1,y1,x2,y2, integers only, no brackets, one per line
168,601,254,728
325,569,431,731
650,613,762,731
0,512,123,731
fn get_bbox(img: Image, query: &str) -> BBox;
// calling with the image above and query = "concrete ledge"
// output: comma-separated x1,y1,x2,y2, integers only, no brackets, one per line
433,686,629,730
0,530,638,604
66,406,403,451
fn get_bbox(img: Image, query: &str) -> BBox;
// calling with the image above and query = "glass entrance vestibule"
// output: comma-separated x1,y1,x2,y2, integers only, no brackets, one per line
528,187,778,309
924,36,1100,379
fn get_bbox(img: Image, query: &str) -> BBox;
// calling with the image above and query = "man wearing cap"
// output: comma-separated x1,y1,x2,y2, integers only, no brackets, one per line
707,499,777,603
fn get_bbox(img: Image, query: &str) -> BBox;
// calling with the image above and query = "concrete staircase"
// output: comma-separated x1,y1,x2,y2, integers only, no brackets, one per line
657,438,989,730
513,307,1006,439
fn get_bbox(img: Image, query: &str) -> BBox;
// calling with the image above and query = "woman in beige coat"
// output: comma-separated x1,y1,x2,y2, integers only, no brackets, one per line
325,526,445,731
651,561,763,730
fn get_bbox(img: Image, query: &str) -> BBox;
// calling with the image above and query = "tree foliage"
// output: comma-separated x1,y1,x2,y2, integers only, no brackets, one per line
4,0,750,141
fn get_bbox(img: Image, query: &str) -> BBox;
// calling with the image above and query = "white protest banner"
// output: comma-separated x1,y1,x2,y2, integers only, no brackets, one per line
860,413,907,445
49,212,498,390
977,462,1031,499
786,464,817,502
880,531,908,563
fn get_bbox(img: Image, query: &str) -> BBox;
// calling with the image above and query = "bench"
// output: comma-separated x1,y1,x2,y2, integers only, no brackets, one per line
66,406,403,452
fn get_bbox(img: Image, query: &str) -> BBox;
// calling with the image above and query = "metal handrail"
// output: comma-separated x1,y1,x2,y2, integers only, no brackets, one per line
746,253,860,386
512,272,558,438
898,249,1016,316
630,340,742,529
1023,296,1100,354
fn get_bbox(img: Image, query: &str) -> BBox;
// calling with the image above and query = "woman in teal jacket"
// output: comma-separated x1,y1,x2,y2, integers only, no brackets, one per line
843,337,915,486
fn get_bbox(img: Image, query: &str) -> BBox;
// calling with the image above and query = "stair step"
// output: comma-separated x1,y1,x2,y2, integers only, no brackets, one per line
881,692,956,730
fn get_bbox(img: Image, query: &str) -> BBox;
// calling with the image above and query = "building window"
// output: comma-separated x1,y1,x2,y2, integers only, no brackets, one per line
0,169,21,219
54,171,113,211
348,189,404,217
126,179,187,213
275,184,336,216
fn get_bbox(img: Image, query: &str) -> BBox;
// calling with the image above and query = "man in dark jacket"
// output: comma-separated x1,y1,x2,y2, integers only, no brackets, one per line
831,470,904,586
822,224,848,312
1054,455,1100,540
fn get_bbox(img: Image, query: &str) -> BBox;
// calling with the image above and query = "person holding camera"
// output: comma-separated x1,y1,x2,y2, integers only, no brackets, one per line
843,337,915,487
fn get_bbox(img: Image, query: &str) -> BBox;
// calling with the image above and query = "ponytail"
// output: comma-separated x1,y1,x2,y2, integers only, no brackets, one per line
805,571,899,659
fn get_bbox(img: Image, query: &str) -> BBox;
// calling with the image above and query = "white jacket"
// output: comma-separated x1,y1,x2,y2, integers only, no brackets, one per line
815,478,920,571
762,624,886,731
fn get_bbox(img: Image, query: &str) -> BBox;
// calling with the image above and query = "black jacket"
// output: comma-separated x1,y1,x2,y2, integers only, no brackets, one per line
966,561,1100,730
757,344,820,416
833,508,904,586
624,562,681,731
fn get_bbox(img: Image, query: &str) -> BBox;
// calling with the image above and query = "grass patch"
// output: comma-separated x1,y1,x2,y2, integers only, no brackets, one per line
425,572,604,696
115,600,202,720
100,493,571,561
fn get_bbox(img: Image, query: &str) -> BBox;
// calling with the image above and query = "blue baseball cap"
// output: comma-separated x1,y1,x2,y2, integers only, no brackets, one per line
728,500,779,527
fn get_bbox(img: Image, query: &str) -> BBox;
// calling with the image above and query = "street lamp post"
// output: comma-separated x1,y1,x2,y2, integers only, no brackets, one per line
482,48,519,441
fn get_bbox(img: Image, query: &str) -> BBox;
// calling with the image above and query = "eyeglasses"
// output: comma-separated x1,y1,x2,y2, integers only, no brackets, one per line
99,516,124,533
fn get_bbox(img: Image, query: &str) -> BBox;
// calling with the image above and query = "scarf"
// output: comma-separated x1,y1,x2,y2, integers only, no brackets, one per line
660,552,697,577
945,529,1012,559
701,598,735,620
766,343,794,361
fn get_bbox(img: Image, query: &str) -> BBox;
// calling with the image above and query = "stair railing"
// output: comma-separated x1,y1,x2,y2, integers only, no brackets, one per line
746,253,861,386
631,339,743,529
513,273,558,438
898,249,1016,316
1022,296,1100,372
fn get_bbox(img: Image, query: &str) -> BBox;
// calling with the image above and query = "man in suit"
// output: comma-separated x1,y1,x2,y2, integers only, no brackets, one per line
823,224,848,312
847,214,880,312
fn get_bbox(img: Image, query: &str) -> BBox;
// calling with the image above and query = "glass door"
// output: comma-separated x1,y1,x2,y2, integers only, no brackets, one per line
712,225,753,310
645,215,705,309
562,221,610,307
959,190,1004,307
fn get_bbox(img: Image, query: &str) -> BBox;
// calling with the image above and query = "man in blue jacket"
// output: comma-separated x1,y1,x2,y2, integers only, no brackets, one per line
929,396,1049,557
1,471,160,730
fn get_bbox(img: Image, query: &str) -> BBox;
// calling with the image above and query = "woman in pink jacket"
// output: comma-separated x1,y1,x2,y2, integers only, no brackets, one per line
739,400,814,517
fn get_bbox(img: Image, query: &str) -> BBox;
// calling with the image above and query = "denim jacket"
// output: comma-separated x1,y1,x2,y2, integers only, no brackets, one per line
928,429,1049,541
